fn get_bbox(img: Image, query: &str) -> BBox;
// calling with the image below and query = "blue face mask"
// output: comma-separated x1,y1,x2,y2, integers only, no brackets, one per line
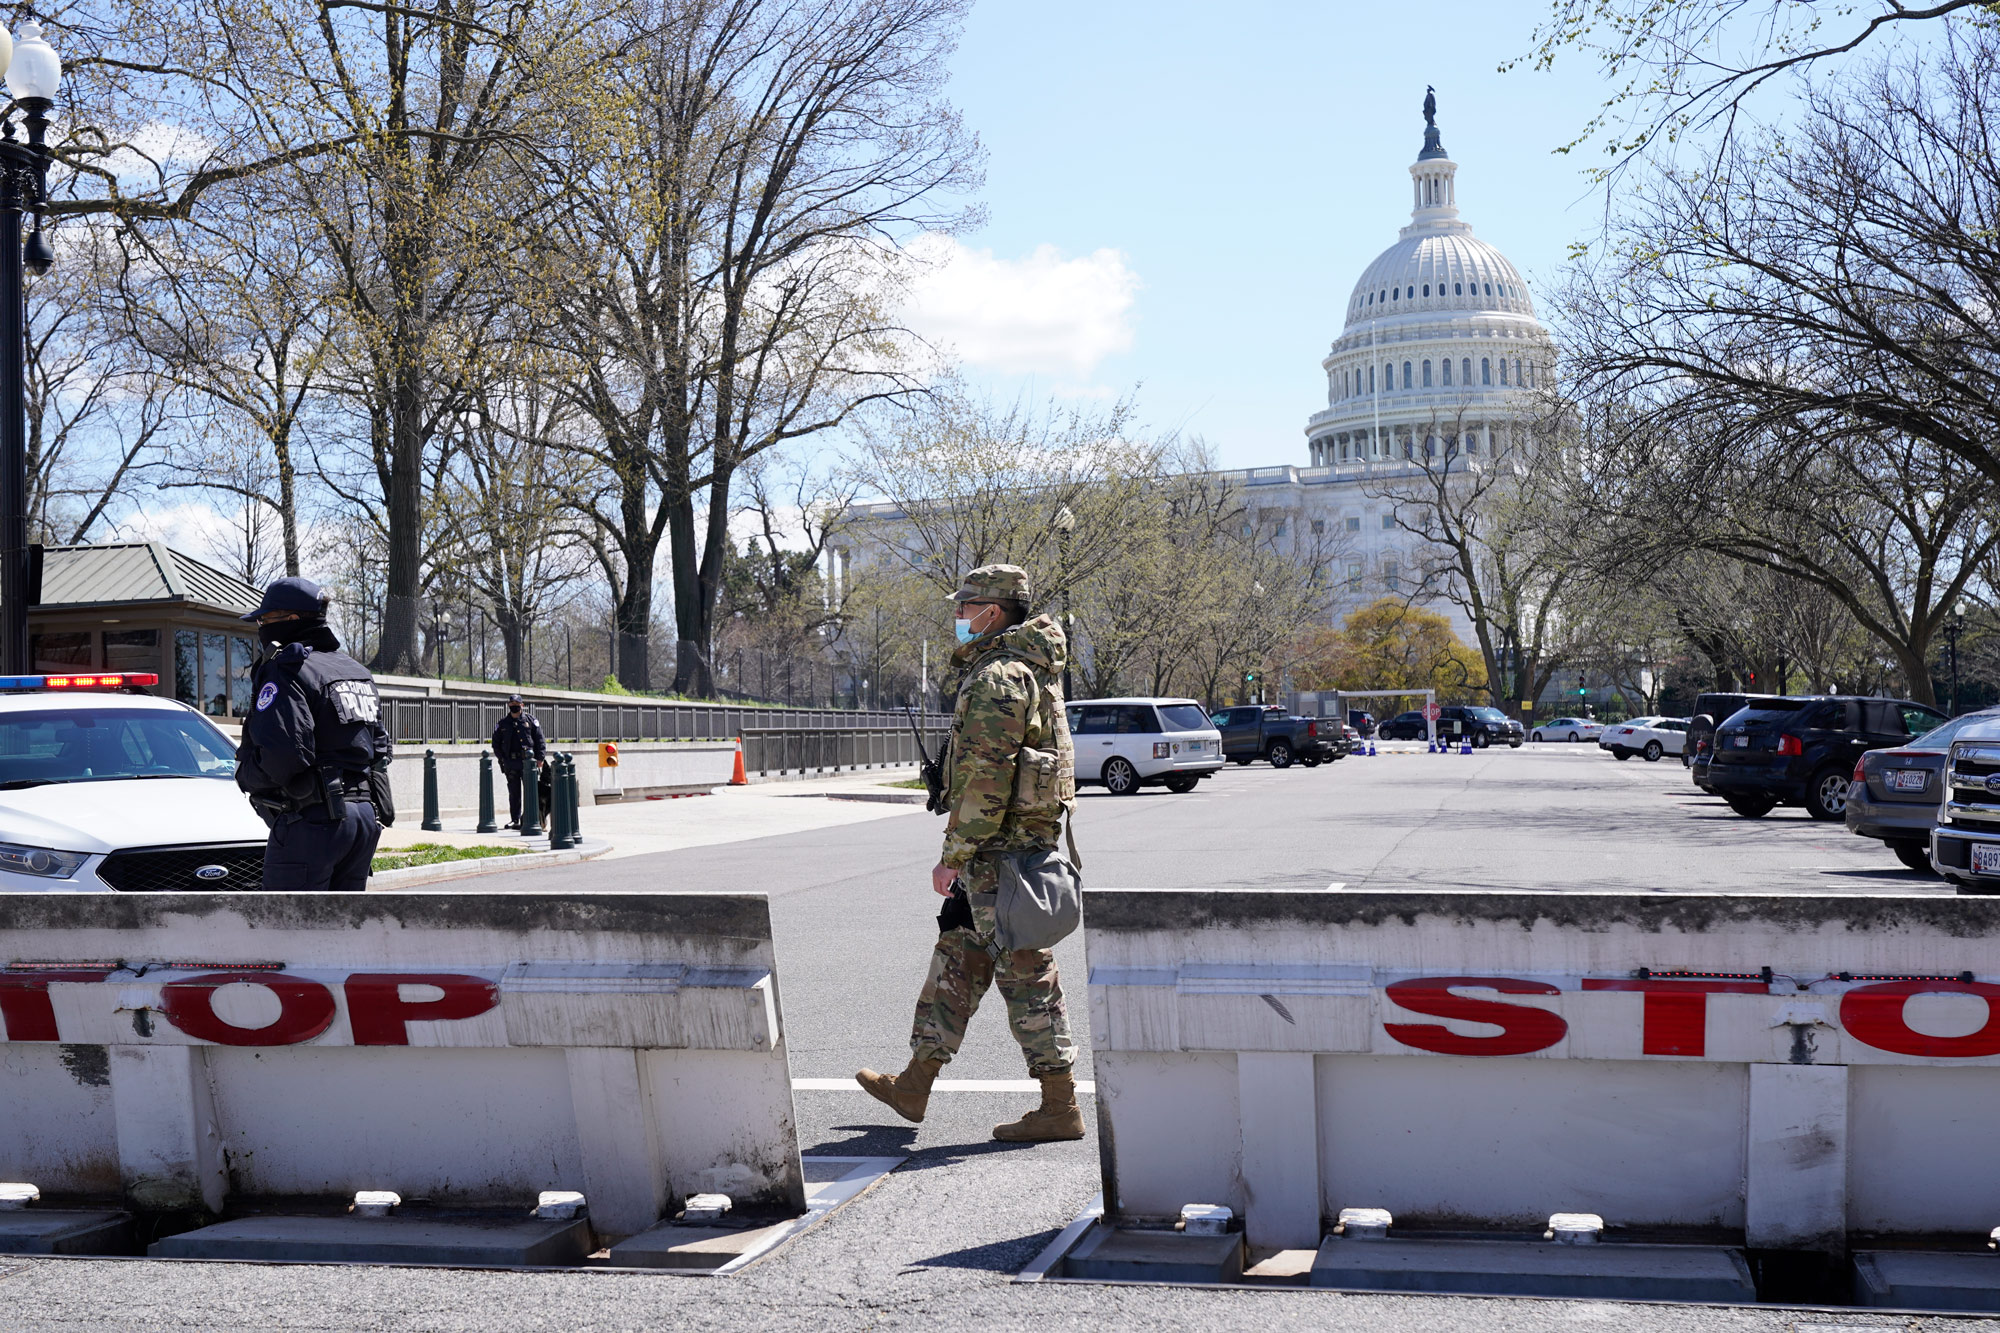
954,617,978,644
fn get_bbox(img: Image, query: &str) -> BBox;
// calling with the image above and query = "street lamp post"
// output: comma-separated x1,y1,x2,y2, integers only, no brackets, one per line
0,23,61,676
1052,504,1075,700
1948,604,1966,716
431,605,452,695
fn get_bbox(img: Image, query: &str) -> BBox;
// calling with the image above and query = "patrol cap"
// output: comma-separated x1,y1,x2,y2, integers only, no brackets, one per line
951,564,1031,606
508,693,523,704
241,575,328,623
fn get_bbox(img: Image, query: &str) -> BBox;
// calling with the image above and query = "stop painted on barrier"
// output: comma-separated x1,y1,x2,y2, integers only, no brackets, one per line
0,970,498,1046
1381,974,2000,1061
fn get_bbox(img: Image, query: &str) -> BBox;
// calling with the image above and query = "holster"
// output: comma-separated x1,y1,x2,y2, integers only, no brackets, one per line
936,883,975,934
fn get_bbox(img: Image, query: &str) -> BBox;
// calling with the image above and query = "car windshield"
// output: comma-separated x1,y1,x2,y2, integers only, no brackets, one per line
1158,704,1212,731
0,708,236,788
1912,713,2000,751
1469,707,1508,721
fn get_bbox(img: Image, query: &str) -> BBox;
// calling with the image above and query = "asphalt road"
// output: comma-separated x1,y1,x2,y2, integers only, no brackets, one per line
10,745,1977,1332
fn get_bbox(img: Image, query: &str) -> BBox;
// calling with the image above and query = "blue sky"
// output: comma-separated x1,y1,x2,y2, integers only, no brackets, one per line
908,0,1621,470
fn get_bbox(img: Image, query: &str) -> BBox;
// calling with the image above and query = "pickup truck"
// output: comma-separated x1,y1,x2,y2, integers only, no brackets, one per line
1208,704,1337,769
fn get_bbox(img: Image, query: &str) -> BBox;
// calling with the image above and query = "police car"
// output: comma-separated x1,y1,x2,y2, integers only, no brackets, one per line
0,672,267,893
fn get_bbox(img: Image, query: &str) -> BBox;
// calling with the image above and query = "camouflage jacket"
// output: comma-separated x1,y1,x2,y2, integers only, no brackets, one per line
939,613,1076,869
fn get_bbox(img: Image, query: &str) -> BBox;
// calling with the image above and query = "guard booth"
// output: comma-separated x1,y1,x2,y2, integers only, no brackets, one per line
24,542,262,723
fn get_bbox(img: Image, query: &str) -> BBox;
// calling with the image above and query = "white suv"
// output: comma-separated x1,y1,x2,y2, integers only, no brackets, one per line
1067,698,1225,796
0,673,267,892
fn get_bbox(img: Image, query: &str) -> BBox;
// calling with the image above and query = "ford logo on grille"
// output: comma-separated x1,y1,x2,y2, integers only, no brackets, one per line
193,864,229,881
1984,776,2000,795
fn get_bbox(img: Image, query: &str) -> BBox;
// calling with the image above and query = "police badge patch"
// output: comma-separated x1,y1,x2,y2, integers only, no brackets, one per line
256,682,279,711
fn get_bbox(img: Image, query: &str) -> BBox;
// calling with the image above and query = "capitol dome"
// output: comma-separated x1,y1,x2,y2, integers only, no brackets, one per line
1303,97,1554,472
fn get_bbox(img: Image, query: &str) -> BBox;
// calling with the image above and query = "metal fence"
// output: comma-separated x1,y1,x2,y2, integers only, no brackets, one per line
740,725,946,776
383,697,944,747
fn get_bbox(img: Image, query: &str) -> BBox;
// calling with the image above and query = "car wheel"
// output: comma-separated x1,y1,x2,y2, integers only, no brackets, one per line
1612,748,1631,760
1473,732,1490,749
1530,731,1543,742
1267,741,1294,769
1231,757,1252,766
1103,757,1141,796
1725,795,1776,818
1164,774,1199,794
1510,741,1522,748
1643,741,1664,762
1891,841,1935,874
1299,754,1321,767
1805,766,1851,821
1568,731,1582,742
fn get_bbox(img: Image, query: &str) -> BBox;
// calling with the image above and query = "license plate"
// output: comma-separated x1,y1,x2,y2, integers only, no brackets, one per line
1887,769,1928,792
1974,845,2000,876
1731,736,1749,748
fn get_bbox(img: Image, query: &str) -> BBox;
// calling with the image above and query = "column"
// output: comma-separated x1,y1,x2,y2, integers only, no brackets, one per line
1237,1052,1321,1249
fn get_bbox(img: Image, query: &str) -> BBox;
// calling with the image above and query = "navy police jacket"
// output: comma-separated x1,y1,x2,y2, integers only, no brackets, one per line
236,629,389,804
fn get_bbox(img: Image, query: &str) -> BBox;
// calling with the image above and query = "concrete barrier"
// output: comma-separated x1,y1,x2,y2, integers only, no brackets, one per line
0,893,803,1259
1086,890,2000,1259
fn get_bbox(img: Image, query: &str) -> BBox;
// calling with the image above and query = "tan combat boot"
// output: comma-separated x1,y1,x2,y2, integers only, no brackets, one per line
992,1071,1086,1142
855,1056,943,1123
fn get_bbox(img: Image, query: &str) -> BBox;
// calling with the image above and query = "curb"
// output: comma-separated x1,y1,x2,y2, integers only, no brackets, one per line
369,839,612,889
824,790,927,805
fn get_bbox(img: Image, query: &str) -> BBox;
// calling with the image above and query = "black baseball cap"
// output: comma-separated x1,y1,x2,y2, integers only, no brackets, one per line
241,575,328,623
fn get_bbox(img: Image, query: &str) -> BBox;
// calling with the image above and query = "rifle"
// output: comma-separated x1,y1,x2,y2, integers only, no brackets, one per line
905,706,948,815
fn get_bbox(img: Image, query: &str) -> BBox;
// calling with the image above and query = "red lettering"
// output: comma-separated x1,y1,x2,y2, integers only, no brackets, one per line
158,972,336,1046
1384,977,1567,1056
0,970,113,1042
1581,979,1766,1056
1840,980,2000,1058
344,974,497,1045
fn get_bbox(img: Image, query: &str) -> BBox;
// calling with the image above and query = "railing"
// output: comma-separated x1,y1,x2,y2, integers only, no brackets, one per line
382,697,944,747
740,724,947,777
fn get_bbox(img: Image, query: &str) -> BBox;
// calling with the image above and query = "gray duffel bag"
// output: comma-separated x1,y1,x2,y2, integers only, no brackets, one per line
989,814,1082,952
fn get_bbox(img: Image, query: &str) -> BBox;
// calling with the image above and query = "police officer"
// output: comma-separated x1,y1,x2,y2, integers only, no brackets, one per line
235,576,391,891
491,693,546,829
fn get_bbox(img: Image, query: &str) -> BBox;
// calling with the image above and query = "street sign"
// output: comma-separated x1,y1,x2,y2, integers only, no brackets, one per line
1422,703,1441,721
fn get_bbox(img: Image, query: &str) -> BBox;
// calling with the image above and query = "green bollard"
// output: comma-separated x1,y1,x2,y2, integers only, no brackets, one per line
548,759,573,850
566,754,583,841
475,751,499,834
421,749,441,832
521,756,544,837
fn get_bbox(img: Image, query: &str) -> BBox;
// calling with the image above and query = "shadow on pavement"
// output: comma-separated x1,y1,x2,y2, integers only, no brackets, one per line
806,1123,1052,1168
903,1228,1064,1273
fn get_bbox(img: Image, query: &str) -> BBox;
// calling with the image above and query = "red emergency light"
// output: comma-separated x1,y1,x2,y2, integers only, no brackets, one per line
0,672,160,691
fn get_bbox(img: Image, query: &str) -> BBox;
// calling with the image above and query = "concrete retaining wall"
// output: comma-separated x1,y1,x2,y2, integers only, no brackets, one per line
388,742,738,810
1086,890,2000,1252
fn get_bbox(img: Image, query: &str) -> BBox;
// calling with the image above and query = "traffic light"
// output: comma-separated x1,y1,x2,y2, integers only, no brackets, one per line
1577,674,1586,697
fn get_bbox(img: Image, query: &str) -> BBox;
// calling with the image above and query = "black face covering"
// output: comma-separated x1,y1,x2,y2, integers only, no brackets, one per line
258,619,340,653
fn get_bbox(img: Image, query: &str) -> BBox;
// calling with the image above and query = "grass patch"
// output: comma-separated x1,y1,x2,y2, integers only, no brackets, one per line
882,777,928,789
372,842,524,874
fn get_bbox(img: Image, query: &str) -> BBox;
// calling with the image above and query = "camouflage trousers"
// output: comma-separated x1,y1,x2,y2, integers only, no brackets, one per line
909,891,1075,1077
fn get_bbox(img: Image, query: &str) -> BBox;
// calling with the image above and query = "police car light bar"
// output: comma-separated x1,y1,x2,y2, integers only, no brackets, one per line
0,673,160,690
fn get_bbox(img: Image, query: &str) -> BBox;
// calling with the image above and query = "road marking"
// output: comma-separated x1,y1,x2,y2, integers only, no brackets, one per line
1327,881,1346,890
794,1077,1096,1093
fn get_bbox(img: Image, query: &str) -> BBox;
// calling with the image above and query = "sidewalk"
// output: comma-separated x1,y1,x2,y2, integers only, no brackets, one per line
377,768,929,863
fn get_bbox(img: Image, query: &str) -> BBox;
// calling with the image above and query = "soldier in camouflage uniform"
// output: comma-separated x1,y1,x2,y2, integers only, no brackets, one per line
856,564,1084,1142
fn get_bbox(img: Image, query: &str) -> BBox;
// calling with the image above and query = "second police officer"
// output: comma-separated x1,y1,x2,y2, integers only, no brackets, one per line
491,693,547,829
235,576,393,891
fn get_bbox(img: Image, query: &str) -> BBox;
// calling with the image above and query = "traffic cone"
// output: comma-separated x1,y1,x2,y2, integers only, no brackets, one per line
730,738,748,786
1366,740,1376,757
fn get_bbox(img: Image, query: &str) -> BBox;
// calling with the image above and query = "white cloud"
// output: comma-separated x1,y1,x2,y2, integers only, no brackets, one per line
902,234,1139,379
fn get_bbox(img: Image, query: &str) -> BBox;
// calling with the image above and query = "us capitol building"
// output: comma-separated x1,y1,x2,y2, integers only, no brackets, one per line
833,98,1555,643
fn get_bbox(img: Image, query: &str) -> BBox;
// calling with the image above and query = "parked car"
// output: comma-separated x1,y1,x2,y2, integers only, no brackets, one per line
1687,693,1781,790
1438,705,1524,748
1932,718,2000,891
1601,717,1689,762
1067,698,1225,795
1346,710,1377,738
1340,724,1363,754
1847,708,2000,873
1529,716,1604,743
1707,695,1947,820
1208,704,1336,768
1377,711,1435,741
0,673,266,893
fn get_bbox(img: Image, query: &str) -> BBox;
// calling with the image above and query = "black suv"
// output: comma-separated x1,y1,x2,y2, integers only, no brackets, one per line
1379,705,1523,747
1707,695,1947,820
1688,693,1778,791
